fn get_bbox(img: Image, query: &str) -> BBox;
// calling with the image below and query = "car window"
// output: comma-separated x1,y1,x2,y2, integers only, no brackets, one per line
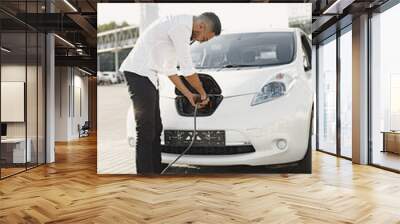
191,32,295,69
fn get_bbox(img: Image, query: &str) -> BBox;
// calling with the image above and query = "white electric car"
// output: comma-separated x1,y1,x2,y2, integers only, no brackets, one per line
127,28,314,172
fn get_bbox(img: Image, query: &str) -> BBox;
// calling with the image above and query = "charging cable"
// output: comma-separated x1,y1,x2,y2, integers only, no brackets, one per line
161,103,199,174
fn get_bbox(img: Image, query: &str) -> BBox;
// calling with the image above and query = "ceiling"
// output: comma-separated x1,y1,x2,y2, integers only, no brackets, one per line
0,0,97,74
311,0,391,43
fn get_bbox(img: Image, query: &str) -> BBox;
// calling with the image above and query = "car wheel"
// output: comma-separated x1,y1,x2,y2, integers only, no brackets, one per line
295,104,313,174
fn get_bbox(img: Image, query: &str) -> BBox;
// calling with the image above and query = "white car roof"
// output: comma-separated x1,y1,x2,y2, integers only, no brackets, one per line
220,28,298,35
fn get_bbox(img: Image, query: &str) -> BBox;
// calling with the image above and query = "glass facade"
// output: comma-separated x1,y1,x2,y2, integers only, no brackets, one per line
312,46,317,150
371,3,400,171
317,36,337,154
339,28,352,158
314,1,400,172
0,1,46,179
316,25,353,159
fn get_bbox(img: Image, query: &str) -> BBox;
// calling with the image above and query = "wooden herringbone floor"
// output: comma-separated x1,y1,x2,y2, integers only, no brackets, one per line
1,134,400,224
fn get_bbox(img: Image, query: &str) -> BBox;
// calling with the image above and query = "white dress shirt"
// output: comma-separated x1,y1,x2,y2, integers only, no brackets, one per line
119,15,196,89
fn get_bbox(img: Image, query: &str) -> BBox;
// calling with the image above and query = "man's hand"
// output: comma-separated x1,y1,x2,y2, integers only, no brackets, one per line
199,94,210,107
168,74,209,109
185,74,208,100
184,92,198,107
169,75,198,107
185,93,209,109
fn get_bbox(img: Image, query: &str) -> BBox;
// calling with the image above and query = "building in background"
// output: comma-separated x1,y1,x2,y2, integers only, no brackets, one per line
140,3,159,33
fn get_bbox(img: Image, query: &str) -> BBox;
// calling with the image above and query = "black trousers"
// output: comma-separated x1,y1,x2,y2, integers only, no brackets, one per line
124,71,164,174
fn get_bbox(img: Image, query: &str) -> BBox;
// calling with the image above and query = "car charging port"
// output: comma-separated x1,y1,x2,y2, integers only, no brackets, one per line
175,73,223,117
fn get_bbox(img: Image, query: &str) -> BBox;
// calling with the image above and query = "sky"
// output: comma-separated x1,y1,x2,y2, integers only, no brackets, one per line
98,3,311,31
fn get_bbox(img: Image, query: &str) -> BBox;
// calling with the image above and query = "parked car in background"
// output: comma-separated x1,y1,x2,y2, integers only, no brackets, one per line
97,71,119,85
97,72,106,85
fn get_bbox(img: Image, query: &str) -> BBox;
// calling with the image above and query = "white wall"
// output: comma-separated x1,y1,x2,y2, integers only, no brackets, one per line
71,72,89,138
55,66,70,141
55,67,89,141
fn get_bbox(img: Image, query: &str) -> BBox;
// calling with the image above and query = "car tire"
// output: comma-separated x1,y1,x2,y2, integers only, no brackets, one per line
295,104,313,174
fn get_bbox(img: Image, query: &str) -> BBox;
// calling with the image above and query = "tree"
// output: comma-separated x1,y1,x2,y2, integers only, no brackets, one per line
98,21,130,33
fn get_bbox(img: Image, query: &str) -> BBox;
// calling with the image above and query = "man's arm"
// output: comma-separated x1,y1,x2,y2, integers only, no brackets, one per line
168,75,198,107
184,73,207,99
168,25,209,106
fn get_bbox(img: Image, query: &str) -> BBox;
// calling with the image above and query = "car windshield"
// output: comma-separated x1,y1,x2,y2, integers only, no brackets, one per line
191,32,295,69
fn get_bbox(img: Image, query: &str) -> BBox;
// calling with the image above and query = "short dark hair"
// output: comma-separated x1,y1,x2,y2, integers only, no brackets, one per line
200,12,221,36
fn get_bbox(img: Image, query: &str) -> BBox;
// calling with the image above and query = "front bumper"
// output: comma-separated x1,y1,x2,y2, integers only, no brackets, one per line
160,81,313,166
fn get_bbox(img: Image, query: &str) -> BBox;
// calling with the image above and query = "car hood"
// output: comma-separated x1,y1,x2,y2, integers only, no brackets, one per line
159,65,298,98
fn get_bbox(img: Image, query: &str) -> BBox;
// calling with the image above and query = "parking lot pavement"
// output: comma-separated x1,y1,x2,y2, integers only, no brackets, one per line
97,84,136,174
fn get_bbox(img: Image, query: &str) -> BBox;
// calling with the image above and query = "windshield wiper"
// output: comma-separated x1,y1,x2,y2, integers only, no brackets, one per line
221,64,257,68
196,64,260,71
215,64,266,72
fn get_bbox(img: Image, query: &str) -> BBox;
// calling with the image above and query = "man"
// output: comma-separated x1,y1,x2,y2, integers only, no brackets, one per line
119,12,222,175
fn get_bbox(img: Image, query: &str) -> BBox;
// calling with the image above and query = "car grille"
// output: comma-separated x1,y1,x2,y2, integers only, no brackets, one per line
161,145,255,155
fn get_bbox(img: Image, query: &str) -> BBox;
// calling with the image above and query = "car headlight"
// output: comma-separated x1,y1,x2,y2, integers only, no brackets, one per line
251,73,295,106
251,82,286,106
